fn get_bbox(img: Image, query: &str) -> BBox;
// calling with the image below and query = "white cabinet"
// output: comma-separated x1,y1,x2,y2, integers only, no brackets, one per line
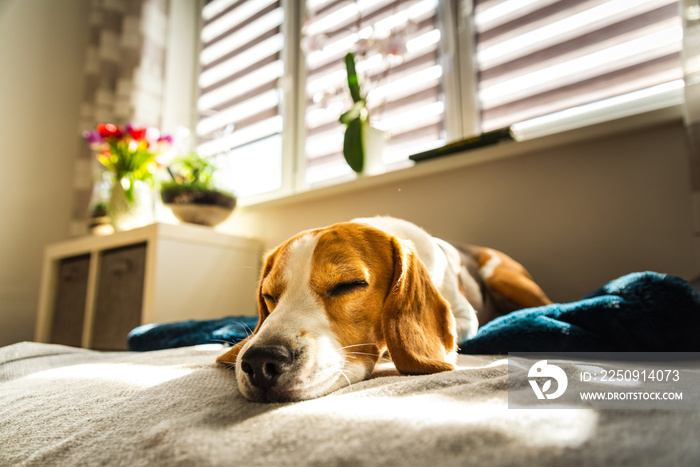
35,223,262,350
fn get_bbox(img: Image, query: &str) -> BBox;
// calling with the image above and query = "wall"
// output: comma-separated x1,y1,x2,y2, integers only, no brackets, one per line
0,0,89,346
224,120,699,303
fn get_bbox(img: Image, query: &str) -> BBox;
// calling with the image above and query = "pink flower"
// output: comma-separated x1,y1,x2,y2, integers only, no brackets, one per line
376,35,407,57
83,130,103,145
301,33,327,54
158,134,173,144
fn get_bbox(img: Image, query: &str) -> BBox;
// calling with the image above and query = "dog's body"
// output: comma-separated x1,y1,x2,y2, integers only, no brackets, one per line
217,217,551,402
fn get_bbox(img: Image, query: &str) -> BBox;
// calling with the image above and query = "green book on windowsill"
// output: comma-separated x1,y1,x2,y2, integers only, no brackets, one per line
409,127,514,163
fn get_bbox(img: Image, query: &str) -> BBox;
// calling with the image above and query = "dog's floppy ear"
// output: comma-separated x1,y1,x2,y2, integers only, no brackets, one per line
216,249,277,365
381,237,456,375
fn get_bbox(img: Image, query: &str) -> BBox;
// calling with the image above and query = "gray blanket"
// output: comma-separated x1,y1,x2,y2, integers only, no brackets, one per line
0,342,697,466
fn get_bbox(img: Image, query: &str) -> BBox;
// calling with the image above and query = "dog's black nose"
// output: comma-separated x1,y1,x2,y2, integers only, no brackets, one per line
240,344,293,390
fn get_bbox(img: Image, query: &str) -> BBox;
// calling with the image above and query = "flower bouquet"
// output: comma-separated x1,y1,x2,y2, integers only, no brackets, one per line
84,123,172,231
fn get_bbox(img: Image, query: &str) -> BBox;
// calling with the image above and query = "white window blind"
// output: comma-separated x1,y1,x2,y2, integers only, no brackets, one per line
303,0,446,185
475,0,683,131
196,0,285,197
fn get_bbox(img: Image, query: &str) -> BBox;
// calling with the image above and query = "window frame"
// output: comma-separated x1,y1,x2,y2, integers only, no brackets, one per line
187,0,685,208
294,1,470,189
238,0,469,206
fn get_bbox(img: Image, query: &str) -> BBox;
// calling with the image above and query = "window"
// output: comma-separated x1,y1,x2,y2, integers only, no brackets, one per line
195,0,684,202
474,0,682,131
196,0,287,197
302,0,451,185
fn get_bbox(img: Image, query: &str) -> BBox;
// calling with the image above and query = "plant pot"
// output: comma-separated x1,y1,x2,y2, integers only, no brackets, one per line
362,125,387,176
109,178,155,232
161,187,236,227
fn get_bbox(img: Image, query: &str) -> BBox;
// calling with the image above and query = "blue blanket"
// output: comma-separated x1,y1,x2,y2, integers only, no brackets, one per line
128,272,700,353
460,271,700,353
128,316,258,352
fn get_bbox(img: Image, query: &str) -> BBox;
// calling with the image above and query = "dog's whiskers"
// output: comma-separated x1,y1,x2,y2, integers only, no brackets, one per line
339,343,375,350
347,351,379,357
211,320,255,347
236,321,254,336
338,369,352,387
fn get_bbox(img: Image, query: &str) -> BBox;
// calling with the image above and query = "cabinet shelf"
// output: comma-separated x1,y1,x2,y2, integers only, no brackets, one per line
35,223,262,350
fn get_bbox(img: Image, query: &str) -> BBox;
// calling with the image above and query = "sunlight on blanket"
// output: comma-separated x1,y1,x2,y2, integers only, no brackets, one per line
286,391,599,449
25,363,194,389
193,344,229,352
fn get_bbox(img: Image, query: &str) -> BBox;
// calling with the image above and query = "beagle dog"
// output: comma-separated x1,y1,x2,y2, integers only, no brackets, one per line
217,217,551,402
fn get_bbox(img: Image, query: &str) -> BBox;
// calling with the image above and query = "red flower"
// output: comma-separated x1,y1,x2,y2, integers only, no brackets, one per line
127,125,147,141
97,123,123,140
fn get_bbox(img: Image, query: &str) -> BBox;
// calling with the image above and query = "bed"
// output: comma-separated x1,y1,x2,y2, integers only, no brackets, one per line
1,272,699,466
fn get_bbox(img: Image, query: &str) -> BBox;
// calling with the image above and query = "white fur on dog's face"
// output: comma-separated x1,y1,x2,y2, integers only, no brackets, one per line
235,234,372,402
216,221,458,403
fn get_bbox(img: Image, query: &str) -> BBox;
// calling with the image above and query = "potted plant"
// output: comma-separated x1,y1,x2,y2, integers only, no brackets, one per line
339,52,386,175
160,153,236,227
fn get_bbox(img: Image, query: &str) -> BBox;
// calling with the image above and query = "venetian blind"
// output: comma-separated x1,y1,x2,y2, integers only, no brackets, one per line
196,0,284,196
303,0,446,185
475,0,683,131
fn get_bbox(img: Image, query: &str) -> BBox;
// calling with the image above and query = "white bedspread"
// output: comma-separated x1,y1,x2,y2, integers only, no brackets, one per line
0,342,697,466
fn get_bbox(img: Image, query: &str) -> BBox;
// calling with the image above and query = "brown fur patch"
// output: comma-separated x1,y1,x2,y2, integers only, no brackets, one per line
310,224,396,373
480,249,552,309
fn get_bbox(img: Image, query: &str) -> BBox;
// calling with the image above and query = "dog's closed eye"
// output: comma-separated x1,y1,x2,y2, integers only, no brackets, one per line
328,280,369,297
262,294,279,304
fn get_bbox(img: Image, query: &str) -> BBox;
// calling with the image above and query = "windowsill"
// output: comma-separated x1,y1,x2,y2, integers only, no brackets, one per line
238,102,684,210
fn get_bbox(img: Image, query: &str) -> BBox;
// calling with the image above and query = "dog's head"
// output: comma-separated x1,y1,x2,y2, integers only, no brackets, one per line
217,222,456,402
